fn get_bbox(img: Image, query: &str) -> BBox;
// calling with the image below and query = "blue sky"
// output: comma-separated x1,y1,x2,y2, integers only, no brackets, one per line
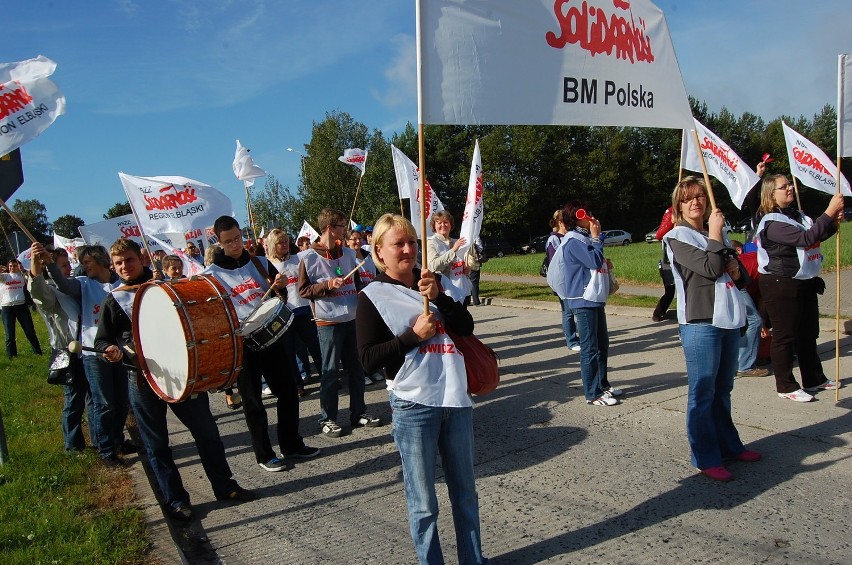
6,1,851,229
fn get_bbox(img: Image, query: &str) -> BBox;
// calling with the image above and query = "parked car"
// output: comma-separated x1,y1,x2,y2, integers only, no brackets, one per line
601,229,631,246
645,227,660,244
481,238,514,258
517,235,551,254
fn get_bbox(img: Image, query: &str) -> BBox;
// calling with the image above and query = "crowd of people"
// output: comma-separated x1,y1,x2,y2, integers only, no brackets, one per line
1,167,844,560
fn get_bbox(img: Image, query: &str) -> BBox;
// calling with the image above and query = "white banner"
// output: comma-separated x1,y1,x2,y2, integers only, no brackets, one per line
840,54,852,158
681,119,761,209
457,140,483,258
53,233,85,268
418,0,692,129
391,145,444,236
146,234,205,277
297,220,320,243
119,173,235,235
233,139,267,186
0,55,66,155
338,148,367,177
782,122,852,196
78,213,188,252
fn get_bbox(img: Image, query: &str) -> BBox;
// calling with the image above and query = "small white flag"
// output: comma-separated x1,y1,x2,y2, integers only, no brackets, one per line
298,221,320,243
457,140,484,259
233,140,267,186
53,233,85,268
338,148,368,177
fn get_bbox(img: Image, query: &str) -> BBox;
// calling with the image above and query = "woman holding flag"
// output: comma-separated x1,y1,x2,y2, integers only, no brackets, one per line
754,175,845,402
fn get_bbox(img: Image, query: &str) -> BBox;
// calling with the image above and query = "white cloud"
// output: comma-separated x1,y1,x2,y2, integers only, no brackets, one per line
372,34,416,109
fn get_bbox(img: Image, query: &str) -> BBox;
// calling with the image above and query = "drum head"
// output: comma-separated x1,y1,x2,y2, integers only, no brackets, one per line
136,284,191,400
239,300,281,335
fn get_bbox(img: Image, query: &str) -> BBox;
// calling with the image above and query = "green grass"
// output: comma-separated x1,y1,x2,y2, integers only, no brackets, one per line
0,320,151,564
483,222,852,285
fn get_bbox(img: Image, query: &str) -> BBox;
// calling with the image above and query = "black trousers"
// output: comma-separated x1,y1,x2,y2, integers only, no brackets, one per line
759,275,826,393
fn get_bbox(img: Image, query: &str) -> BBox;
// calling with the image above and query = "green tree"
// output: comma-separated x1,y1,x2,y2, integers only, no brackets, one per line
52,214,86,239
0,198,51,258
103,201,132,219
251,176,302,235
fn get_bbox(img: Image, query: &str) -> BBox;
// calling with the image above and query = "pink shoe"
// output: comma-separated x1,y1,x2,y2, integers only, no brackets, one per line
735,450,762,462
701,466,733,481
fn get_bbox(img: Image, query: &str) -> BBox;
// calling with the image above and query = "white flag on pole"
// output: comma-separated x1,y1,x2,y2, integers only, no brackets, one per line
680,119,761,209
782,122,852,196
297,221,320,243
418,0,692,129
146,234,205,277
391,145,444,236
0,55,66,155
53,233,85,268
233,140,267,187
119,173,236,235
338,148,368,177
839,54,852,158
457,140,484,259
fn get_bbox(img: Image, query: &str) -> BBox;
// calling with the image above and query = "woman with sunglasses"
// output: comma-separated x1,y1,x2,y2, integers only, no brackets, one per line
754,175,845,402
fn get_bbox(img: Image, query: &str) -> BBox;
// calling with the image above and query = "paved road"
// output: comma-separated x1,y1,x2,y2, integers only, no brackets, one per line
126,300,852,564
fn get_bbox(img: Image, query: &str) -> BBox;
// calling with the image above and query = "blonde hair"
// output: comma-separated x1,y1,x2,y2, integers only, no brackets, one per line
671,176,711,224
757,174,787,216
204,243,220,266
371,214,417,272
265,228,290,261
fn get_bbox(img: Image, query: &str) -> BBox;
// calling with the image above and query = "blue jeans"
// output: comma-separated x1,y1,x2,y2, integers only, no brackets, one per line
737,291,761,371
559,299,580,348
679,322,745,469
128,372,238,508
62,356,94,451
389,393,486,565
570,306,610,401
317,320,366,423
2,303,42,357
292,313,323,382
82,355,130,459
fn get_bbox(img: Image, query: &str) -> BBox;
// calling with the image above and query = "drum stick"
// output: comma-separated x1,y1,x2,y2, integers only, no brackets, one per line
240,285,278,326
68,341,103,354
341,260,367,282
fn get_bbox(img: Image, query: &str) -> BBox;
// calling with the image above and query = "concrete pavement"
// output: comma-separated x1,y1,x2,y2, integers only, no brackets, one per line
127,300,852,564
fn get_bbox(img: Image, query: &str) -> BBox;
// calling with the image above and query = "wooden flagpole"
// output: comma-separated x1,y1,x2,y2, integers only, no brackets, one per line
691,129,718,211
348,174,365,227
416,0,429,314
244,180,259,244
0,198,39,244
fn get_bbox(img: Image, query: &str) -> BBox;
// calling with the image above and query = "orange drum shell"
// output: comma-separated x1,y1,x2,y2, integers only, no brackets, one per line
132,276,243,403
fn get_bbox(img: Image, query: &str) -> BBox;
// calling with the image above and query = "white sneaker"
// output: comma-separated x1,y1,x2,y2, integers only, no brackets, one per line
803,380,841,392
605,386,623,397
778,389,814,402
570,344,581,352
588,392,618,406
261,385,273,398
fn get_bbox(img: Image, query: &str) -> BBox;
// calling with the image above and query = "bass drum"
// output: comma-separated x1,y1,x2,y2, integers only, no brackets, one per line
132,275,243,403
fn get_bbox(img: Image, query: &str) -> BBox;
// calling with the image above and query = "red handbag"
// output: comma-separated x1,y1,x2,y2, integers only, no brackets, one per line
446,327,499,396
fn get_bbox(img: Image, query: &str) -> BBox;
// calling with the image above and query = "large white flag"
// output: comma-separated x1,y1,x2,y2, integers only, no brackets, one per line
53,233,85,268
338,148,368,177
146,234,205,277
0,55,66,156
297,220,320,243
119,173,235,235
418,0,692,129
457,140,484,258
782,122,852,196
680,119,760,209
839,54,852,158
391,145,444,236
78,213,186,252
232,140,267,187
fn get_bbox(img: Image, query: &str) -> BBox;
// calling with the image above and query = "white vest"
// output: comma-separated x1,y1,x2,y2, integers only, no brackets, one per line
429,235,473,298
112,284,137,319
357,255,378,286
546,231,610,302
0,272,26,306
79,277,119,356
754,212,822,280
203,258,272,321
301,248,359,323
269,255,311,311
361,281,471,408
663,226,745,329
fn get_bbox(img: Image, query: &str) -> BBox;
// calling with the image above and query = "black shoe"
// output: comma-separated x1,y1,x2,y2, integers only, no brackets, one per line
169,502,193,521
216,486,256,502
101,455,126,468
119,440,140,455
283,445,321,459
651,313,664,322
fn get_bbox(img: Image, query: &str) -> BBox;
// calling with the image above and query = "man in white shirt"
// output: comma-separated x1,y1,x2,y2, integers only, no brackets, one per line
1,259,42,358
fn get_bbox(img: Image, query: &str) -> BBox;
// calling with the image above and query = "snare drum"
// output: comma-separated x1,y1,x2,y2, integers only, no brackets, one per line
132,275,243,403
236,299,294,351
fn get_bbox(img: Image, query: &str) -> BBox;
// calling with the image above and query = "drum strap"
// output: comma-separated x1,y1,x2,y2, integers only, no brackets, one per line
250,256,285,301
